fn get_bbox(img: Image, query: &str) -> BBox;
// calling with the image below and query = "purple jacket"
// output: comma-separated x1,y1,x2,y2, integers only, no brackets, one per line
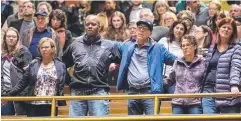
168,57,205,105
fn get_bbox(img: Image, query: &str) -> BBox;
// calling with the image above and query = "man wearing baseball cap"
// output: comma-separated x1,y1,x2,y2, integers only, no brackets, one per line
117,18,176,115
21,10,62,59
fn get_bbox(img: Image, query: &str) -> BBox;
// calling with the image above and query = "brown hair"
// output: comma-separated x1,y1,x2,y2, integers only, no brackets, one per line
1,27,21,56
181,34,198,55
49,9,67,29
199,25,213,48
216,17,238,44
153,1,169,20
104,11,128,42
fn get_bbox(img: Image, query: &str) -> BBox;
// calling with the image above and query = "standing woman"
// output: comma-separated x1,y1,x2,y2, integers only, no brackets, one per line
49,9,73,52
214,18,241,113
158,21,187,94
4,38,68,117
1,27,32,115
207,0,221,32
194,25,213,57
167,35,205,114
201,17,237,114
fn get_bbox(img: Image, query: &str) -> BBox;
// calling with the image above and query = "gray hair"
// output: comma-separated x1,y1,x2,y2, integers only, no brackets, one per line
37,2,52,15
140,8,154,22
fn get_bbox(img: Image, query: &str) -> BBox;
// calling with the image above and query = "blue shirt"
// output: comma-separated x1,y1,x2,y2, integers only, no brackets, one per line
29,27,52,58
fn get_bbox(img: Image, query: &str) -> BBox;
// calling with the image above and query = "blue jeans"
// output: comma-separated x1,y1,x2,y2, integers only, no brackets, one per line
172,104,202,114
69,88,109,116
1,102,15,115
128,87,159,115
202,86,217,114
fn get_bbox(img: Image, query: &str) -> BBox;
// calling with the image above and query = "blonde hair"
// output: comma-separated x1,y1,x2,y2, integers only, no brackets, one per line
1,27,21,56
153,1,169,20
161,11,177,27
97,12,109,34
209,0,221,11
38,37,56,56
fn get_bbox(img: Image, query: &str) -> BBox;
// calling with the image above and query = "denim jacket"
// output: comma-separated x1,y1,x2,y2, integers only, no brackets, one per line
116,38,176,93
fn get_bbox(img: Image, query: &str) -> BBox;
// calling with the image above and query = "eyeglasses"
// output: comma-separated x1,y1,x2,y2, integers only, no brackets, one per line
181,43,193,48
6,35,17,39
40,46,52,50
137,25,149,31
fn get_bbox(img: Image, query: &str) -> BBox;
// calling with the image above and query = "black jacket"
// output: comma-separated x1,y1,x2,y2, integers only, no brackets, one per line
9,18,24,32
1,4,13,27
1,46,32,96
62,35,121,90
6,58,68,106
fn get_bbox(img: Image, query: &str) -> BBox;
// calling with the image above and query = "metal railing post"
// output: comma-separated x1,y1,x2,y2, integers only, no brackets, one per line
154,96,159,115
51,98,56,117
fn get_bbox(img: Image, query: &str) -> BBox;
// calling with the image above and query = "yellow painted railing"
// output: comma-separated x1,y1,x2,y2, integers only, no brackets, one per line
2,93,241,118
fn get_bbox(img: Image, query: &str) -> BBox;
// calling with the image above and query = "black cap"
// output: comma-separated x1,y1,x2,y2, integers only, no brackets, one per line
34,10,48,17
137,19,153,31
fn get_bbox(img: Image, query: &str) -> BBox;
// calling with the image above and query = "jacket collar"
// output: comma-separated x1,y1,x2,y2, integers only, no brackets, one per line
82,34,101,45
176,56,202,67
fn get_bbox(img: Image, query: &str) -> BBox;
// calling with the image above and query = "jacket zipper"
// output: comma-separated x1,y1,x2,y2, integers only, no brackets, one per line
87,44,93,85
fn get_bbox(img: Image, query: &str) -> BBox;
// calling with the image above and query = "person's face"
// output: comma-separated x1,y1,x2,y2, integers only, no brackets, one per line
157,5,167,15
164,14,175,28
208,3,218,18
38,5,48,13
140,12,153,21
181,39,196,58
195,27,206,40
18,1,24,16
36,15,49,30
189,0,201,11
5,30,18,48
131,0,142,6
219,23,233,41
84,16,99,37
112,16,123,29
39,41,54,57
105,0,115,11
173,24,185,40
51,16,61,30
182,19,192,32
136,24,151,43
128,24,137,38
23,2,35,16
230,7,241,18
215,16,223,26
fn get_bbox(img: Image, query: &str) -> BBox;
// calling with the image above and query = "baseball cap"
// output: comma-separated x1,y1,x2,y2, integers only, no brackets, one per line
137,19,153,31
34,10,48,17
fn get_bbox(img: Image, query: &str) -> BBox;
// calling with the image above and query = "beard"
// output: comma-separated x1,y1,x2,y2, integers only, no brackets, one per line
23,13,33,17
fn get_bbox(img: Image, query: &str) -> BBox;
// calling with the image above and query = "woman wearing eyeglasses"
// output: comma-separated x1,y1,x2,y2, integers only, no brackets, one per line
167,35,204,114
3,37,69,117
1,27,32,115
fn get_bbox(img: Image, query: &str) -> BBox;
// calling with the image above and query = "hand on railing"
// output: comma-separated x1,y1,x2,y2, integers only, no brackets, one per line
1,100,8,106
231,86,240,98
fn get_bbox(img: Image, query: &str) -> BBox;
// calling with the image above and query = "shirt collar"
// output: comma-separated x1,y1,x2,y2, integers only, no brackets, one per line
35,26,51,33
135,38,151,47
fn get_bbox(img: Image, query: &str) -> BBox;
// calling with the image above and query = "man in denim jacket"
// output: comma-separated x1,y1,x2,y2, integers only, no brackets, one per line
116,19,176,115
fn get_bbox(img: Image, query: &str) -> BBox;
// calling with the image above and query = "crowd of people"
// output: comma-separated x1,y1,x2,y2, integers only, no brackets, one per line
1,0,241,117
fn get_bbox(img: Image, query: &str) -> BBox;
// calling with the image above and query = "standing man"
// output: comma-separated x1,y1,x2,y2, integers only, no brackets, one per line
186,0,209,26
21,10,62,59
117,19,176,115
62,15,121,116
9,1,35,38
